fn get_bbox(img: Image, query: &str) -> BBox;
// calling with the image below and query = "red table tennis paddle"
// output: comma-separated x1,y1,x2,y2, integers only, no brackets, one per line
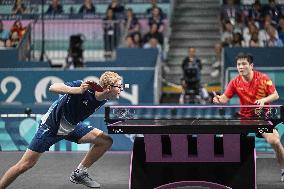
86,81,104,92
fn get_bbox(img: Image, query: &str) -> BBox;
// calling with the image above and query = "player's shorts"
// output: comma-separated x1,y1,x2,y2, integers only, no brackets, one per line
28,122,96,153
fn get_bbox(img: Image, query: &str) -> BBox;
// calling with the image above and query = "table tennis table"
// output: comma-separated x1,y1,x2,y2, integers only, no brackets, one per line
108,119,274,134
105,105,284,189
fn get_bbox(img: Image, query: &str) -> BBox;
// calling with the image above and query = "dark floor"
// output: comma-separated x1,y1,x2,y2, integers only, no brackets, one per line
0,152,283,189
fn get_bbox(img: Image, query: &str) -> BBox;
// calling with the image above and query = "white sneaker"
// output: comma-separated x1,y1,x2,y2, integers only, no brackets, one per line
70,169,100,188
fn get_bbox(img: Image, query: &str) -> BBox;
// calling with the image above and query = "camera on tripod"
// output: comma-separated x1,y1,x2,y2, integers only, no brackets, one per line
66,34,84,68
180,63,203,104
183,64,200,95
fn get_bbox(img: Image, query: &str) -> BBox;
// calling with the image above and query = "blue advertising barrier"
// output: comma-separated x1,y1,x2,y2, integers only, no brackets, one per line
0,108,137,151
0,67,155,104
223,47,284,69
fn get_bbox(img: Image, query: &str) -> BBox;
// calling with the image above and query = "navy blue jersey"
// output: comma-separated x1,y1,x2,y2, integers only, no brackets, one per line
41,80,107,133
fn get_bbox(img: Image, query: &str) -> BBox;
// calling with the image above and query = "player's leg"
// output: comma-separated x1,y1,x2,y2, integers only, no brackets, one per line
77,128,113,168
0,149,42,189
67,124,113,188
262,129,284,181
0,122,62,189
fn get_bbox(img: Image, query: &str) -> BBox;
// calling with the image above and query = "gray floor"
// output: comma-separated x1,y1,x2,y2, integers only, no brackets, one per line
0,152,283,189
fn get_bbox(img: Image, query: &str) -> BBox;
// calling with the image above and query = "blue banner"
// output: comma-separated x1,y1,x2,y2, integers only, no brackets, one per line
0,112,137,151
0,68,155,105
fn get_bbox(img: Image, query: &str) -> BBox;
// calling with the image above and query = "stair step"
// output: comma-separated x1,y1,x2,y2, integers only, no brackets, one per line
168,46,215,53
164,73,213,85
169,39,219,46
167,57,212,65
170,32,220,39
164,0,221,87
174,10,219,17
169,50,215,57
166,64,213,74
178,0,220,2
173,18,219,24
171,24,220,31
175,4,220,9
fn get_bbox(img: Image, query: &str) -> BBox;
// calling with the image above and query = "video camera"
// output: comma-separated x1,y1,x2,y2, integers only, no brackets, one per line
183,64,201,95
66,34,84,68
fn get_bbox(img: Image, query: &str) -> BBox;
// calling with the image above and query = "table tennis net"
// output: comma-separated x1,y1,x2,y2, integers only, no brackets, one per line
105,105,284,122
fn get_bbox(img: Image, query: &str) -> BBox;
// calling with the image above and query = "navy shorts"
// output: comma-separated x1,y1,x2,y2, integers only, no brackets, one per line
28,123,95,153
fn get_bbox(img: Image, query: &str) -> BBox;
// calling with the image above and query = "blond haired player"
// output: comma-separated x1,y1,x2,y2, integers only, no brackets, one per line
0,71,123,188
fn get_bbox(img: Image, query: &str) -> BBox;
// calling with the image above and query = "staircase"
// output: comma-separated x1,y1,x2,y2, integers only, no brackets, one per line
165,0,221,85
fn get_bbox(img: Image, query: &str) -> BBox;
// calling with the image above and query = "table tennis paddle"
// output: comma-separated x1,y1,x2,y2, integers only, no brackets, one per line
86,81,104,92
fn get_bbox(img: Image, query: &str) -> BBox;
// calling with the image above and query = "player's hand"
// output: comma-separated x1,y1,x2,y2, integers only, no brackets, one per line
79,81,92,94
85,80,104,92
255,99,266,107
212,91,221,104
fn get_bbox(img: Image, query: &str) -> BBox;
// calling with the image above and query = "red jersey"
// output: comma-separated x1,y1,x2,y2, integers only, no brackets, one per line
224,71,276,117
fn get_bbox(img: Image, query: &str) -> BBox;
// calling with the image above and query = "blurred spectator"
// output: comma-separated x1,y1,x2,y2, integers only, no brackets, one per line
248,0,263,26
261,14,277,28
210,43,222,79
259,21,279,46
143,37,163,59
12,0,26,15
278,17,284,44
10,31,20,47
124,35,135,48
267,25,283,47
131,24,142,36
249,31,261,47
125,8,139,34
182,47,202,71
243,21,260,46
262,0,282,24
148,7,164,33
143,23,164,46
232,32,244,47
221,20,234,46
103,8,119,57
132,32,142,48
46,0,64,15
0,40,4,48
10,20,26,40
5,39,12,48
78,0,96,14
234,12,245,33
146,0,165,19
0,20,10,42
108,0,125,19
220,0,242,25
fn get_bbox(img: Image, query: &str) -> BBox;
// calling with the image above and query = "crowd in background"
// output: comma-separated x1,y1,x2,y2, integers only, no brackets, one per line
209,0,284,83
0,0,167,60
0,19,26,48
220,0,284,48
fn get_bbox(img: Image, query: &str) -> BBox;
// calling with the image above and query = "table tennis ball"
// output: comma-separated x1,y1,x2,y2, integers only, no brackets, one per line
124,84,129,88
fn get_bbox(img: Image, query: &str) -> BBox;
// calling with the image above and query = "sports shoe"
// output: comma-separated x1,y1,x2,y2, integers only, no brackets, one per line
281,171,284,182
70,169,101,188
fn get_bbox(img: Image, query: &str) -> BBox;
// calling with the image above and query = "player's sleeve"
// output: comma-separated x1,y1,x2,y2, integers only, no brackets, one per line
64,80,83,87
224,79,236,99
263,75,276,94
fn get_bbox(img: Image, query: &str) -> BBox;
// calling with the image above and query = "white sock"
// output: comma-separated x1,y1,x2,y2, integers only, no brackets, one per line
281,169,284,173
77,163,88,172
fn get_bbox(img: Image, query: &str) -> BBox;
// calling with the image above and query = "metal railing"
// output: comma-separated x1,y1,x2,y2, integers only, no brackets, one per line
18,24,32,61
31,16,125,63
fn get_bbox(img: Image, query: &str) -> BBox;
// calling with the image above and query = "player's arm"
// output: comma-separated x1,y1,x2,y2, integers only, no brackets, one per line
49,81,89,94
255,90,279,105
213,93,230,104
